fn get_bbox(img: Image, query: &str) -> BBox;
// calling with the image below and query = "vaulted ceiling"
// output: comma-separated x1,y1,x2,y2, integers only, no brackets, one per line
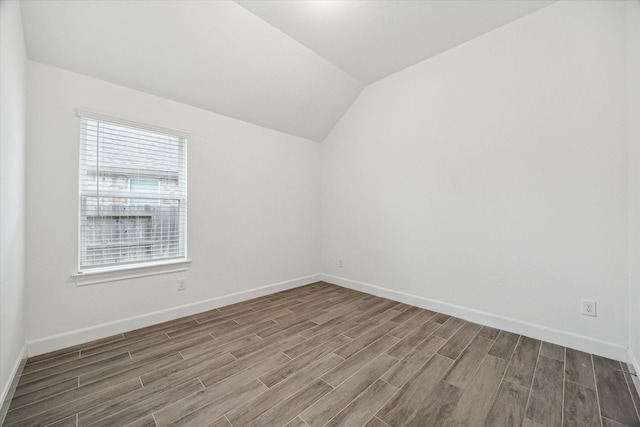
19,0,552,142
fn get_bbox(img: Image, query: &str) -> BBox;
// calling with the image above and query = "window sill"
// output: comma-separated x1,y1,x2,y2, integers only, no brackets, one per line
71,260,191,286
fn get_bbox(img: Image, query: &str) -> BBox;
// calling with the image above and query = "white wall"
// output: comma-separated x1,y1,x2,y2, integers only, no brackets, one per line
627,0,640,373
25,62,321,354
322,1,629,359
0,0,27,409
17,0,640,364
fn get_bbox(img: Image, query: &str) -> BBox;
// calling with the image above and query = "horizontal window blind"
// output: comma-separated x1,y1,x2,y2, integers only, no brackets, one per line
78,113,187,271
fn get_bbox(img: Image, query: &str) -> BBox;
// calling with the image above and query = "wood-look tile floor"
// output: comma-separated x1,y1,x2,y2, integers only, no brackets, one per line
4,282,640,427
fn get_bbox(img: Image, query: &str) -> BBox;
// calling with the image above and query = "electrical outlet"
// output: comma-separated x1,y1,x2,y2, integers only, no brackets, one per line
177,278,187,291
339,259,343,268
582,299,596,317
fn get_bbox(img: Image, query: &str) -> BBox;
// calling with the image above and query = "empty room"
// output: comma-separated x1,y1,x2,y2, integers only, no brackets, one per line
1,0,640,426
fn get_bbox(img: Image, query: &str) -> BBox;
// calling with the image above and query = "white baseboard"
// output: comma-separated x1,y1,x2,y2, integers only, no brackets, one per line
27,274,321,356
26,272,629,362
629,347,640,375
0,344,27,426
322,274,627,361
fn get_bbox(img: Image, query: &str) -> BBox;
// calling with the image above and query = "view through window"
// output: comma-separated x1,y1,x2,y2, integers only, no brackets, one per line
78,114,187,271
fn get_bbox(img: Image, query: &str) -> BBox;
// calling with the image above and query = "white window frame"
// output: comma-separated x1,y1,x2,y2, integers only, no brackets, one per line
72,109,190,285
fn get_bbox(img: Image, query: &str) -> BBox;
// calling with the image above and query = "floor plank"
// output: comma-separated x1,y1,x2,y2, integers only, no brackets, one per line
565,348,596,389
443,354,507,427
624,371,640,415
382,335,447,388
525,355,563,426
593,356,640,427
442,335,493,389
389,309,438,339
483,379,530,427
376,354,453,426
158,380,266,427
388,306,422,324
261,335,352,388
437,321,482,360
283,326,347,359
404,381,462,427
161,354,288,424
81,378,204,427
386,320,439,359
540,342,565,362
325,380,398,427
45,414,77,427
433,317,466,340
285,417,309,427
503,336,541,388
78,374,205,425
488,330,520,361
300,354,397,427
477,326,500,341
226,354,342,426
364,417,390,427
245,379,333,427
563,380,601,427
601,416,631,427
335,322,399,359
21,352,81,376
321,334,399,387
9,377,78,410
4,378,141,426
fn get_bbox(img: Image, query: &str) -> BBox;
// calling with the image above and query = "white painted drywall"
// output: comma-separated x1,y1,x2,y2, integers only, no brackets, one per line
25,62,321,353
627,0,640,372
321,1,629,356
0,0,27,406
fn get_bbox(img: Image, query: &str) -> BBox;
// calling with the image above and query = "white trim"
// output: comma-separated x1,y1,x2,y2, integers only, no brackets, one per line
89,190,176,201
629,347,640,376
321,274,628,361
0,344,27,426
27,274,321,356
75,108,188,138
72,259,191,286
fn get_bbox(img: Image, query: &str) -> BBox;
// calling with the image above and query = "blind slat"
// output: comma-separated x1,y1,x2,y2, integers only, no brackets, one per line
82,192,184,200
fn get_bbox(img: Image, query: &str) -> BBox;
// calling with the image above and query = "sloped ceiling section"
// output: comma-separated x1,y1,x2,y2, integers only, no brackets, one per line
19,0,363,142
235,0,554,85
20,0,553,142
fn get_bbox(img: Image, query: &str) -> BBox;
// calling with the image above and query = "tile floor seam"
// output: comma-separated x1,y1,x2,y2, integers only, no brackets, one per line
561,345,566,427
520,337,542,426
592,354,605,426
484,334,522,425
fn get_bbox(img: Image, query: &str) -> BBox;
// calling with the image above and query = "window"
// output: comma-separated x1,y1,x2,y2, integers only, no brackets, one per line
77,110,187,273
